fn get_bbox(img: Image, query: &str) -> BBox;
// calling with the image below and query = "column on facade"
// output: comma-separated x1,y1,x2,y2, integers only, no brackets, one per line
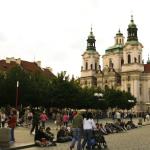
133,79,139,102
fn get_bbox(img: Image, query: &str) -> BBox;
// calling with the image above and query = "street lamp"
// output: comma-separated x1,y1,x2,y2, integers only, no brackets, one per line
128,100,135,103
94,93,104,100
16,81,19,110
94,92,104,123
128,99,135,118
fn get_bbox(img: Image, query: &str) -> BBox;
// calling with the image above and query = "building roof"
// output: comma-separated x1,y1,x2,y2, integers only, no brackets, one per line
144,64,150,73
105,44,123,53
0,59,55,78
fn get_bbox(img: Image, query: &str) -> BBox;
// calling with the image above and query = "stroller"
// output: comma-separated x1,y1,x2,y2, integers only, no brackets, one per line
90,130,108,150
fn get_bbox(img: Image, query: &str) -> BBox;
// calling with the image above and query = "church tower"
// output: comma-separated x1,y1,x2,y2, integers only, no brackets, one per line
103,29,124,72
80,27,100,88
122,15,144,71
121,16,144,111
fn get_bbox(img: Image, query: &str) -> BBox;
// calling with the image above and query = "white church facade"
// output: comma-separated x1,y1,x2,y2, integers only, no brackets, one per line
80,16,150,112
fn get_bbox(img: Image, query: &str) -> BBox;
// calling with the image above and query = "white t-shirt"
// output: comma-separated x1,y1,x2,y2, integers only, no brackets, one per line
1,113,6,122
83,118,96,130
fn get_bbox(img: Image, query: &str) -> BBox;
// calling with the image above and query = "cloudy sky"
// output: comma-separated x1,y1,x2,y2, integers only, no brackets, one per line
0,0,149,77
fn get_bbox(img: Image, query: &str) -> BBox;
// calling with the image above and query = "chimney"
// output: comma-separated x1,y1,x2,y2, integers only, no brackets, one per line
46,67,53,72
16,58,21,65
35,61,41,67
6,57,15,63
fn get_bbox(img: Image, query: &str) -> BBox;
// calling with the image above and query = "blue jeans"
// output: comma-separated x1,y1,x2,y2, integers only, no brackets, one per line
10,128,15,141
82,129,93,150
70,128,82,150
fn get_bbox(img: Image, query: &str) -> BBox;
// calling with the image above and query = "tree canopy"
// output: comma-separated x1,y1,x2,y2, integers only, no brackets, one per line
0,66,136,110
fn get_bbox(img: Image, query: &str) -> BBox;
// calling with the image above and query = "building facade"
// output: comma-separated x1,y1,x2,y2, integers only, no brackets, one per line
80,16,150,112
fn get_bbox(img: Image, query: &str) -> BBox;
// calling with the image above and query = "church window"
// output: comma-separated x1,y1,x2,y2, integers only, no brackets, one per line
134,57,137,63
128,76,130,81
91,64,93,69
138,55,141,63
109,59,112,67
127,84,131,93
121,58,124,66
119,39,122,44
95,63,97,70
86,62,88,70
140,84,142,96
85,80,87,85
128,54,131,64
105,85,108,90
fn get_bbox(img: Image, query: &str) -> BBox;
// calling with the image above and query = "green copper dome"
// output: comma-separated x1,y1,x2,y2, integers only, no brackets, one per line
86,27,96,51
127,15,138,41
128,15,137,28
116,29,123,36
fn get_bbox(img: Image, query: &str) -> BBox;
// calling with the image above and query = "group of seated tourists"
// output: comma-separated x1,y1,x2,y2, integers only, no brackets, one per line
56,126,72,143
96,119,138,135
34,125,72,146
34,126,56,147
34,119,138,147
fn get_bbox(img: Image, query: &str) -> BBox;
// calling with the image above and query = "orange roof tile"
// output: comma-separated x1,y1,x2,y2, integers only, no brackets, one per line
144,64,150,73
0,59,55,78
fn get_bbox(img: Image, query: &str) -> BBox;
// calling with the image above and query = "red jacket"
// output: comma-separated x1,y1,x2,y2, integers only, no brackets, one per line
8,115,17,128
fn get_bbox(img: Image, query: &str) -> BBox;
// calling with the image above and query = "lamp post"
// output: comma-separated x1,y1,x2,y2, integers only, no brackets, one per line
128,99,135,111
94,92,104,123
16,81,19,110
128,99,135,121
128,99,135,103
94,93,103,100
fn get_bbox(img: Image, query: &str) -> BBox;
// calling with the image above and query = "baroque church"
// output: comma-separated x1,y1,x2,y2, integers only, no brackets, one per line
80,16,150,112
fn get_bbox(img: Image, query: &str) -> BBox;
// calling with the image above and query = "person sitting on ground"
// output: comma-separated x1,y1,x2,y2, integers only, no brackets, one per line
146,113,150,121
126,120,137,130
113,119,124,132
92,129,107,149
119,120,127,131
66,124,73,137
57,126,72,143
104,123,113,134
45,127,56,146
34,126,50,147
99,123,108,135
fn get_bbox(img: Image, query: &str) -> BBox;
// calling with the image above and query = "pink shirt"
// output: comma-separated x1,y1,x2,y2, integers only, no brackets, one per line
63,114,69,122
40,113,48,121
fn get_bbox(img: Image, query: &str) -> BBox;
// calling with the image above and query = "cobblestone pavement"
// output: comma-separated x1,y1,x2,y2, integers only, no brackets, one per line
22,125,150,150
6,119,150,150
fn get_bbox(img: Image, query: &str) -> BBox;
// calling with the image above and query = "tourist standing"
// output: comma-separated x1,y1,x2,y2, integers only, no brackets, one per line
30,109,40,134
82,112,96,150
1,111,6,127
40,111,48,128
63,112,69,127
55,112,62,130
70,111,83,150
7,109,17,142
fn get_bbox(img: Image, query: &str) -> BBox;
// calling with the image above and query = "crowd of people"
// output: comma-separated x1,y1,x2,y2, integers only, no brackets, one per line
0,107,150,150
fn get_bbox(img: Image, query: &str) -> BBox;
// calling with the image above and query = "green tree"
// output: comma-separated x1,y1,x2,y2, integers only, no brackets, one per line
0,72,6,106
